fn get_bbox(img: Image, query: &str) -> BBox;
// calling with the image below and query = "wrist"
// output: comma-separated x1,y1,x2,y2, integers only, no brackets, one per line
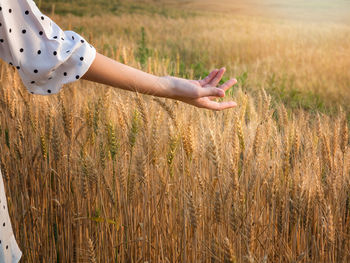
158,75,176,99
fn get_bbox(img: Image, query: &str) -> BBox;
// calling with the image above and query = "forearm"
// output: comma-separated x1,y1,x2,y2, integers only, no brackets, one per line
80,51,237,111
81,52,174,98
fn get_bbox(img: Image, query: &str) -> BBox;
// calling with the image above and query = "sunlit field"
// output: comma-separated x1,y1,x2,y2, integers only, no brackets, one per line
39,0,350,114
1,0,350,262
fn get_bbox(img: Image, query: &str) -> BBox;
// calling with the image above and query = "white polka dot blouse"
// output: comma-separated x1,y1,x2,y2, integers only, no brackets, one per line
0,0,97,262
0,170,21,263
0,0,97,95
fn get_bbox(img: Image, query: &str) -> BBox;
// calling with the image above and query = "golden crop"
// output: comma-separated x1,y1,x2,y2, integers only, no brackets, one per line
0,2,349,262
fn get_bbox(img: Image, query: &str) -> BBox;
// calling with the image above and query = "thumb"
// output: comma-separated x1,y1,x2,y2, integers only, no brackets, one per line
199,87,225,98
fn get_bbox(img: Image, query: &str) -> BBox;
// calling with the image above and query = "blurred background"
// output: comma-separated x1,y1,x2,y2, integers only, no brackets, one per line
37,0,350,114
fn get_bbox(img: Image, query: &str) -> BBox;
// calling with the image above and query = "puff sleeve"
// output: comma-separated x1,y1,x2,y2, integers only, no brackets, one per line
0,0,96,95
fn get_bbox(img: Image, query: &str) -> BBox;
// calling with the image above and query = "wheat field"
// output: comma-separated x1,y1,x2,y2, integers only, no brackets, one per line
49,8,350,113
0,1,350,262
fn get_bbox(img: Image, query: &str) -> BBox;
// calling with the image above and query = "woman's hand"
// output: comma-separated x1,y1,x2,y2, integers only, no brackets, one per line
161,67,238,111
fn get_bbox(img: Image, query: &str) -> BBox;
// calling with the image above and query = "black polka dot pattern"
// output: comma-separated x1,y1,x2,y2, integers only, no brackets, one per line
0,168,23,261
0,0,97,258
0,0,97,96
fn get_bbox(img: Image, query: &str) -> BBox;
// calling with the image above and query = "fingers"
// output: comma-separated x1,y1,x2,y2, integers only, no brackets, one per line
206,78,237,100
198,86,225,98
201,100,238,111
198,69,219,86
207,67,226,87
193,67,237,100
218,78,237,92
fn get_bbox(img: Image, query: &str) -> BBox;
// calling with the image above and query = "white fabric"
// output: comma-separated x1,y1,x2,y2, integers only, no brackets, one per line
0,0,97,95
0,1,98,262
0,169,22,263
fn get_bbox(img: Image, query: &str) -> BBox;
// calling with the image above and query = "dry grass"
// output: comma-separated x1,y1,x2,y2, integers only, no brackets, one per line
1,58,350,261
1,2,350,262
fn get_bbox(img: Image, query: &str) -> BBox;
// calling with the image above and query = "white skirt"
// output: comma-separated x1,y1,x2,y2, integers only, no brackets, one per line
0,169,22,263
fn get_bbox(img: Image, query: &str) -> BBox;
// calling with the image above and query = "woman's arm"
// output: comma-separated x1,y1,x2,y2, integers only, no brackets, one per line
81,52,238,111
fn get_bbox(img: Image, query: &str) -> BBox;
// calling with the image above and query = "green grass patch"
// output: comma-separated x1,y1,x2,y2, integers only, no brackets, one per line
35,0,198,18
